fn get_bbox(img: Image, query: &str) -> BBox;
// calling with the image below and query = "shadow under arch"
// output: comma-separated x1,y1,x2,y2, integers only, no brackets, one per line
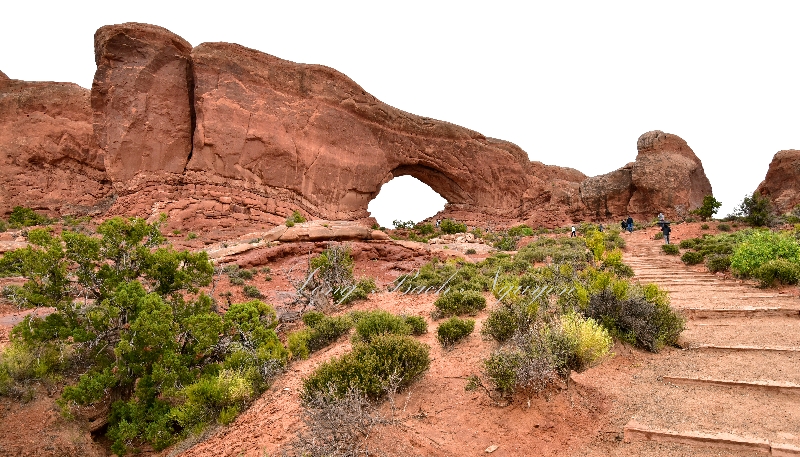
386,164,474,206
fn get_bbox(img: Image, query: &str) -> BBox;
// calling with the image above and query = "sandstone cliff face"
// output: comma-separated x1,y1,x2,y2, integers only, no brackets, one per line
756,150,800,213
1,23,716,230
0,77,111,216
92,23,193,182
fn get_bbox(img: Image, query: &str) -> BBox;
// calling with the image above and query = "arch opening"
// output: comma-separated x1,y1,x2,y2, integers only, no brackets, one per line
367,175,447,228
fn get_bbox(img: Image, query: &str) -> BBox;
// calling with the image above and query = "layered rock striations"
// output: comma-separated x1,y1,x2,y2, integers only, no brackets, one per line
0,75,111,216
756,149,800,213
1,22,715,229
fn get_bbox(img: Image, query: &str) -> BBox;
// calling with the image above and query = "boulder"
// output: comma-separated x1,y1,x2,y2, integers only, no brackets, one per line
756,150,800,213
92,23,194,182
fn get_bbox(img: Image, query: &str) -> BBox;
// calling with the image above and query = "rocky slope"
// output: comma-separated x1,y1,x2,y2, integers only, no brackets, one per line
1,22,714,229
756,149,800,214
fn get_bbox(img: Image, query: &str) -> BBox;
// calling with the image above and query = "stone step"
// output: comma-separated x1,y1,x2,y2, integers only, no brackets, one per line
682,317,800,348
619,376,800,449
623,421,800,456
662,376,800,394
687,344,800,354
684,308,800,319
658,348,800,384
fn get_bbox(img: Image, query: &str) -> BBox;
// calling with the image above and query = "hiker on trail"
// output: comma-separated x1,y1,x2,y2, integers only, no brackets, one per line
598,223,604,232
626,216,634,233
571,225,576,237
661,221,672,244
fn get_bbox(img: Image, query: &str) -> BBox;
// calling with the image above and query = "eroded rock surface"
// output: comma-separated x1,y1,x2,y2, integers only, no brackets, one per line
0,77,111,216
92,22,193,182
756,149,800,213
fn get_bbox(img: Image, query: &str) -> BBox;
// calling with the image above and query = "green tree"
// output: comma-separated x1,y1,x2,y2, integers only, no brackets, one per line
734,192,774,227
691,195,722,221
0,217,287,454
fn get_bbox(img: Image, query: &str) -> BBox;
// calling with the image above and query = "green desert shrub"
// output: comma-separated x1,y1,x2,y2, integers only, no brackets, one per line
0,219,6,233
440,219,467,234
481,306,520,343
493,234,518,251
679,239,697,249
303,311,353,351
559,313,613,373
301,334,430,401
303,245,377,306
753,259,800,287
433,290,486,318
243,285,263,298
706,254,732,273
585,289,684,352
476,313,611,397
718,223,731,232
654,232,664,240
681,251,704,265
600,249,634,278
286,211,307,226
701,224,710,230
730,230,800,277
404,315,428,335
288,329,314,360
8,206,50,228
661,244,680,255
437,317,475,347
465,248,477,255
507,225,534,237
352,310,411,343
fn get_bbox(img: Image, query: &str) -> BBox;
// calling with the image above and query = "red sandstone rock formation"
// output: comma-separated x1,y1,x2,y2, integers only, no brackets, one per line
579,131,712,222
0,76,111,216
0,23,715,230
187,42,534,223
92,23,193,182
756,150,800,213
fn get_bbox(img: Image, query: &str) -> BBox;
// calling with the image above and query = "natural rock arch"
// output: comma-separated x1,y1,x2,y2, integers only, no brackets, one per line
1,22,716,231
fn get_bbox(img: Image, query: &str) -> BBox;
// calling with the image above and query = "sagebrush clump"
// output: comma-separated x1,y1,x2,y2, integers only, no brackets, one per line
437,317,475,347
301,334,430,401
433,290,486,318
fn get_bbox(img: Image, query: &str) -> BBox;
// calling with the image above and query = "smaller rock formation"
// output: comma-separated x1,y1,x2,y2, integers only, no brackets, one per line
579,131,712,222
92,23,194,182
756,150,800,213
0,76,111,216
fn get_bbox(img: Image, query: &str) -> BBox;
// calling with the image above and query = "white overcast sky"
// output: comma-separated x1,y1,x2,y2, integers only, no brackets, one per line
2,1,798,227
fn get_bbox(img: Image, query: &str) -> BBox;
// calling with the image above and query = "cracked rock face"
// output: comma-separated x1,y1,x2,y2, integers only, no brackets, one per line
0,77,112,216
756,150,800,213
92,22,194,182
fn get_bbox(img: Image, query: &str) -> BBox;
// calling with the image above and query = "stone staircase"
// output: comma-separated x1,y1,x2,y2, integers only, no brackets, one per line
619,239,800,456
